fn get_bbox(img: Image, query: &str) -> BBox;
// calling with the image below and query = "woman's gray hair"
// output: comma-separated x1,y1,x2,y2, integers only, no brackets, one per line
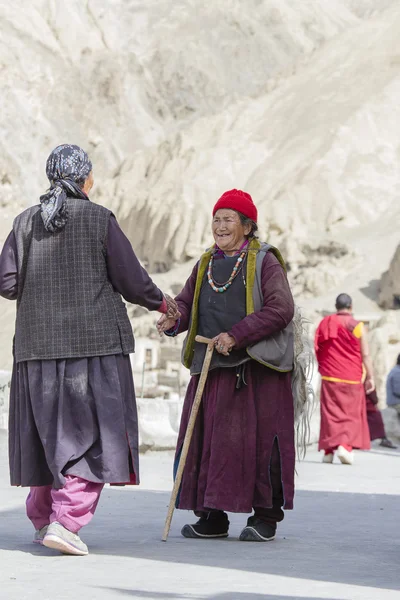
237,211,258,238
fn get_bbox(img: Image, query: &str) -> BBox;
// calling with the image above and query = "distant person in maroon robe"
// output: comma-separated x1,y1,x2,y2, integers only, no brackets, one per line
386,354,400,416
0,144,179,556
315,294,372,465
365,386,397,449
157,189,295,543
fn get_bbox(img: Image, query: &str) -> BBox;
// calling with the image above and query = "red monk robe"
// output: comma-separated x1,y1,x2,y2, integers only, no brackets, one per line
315,312,370,453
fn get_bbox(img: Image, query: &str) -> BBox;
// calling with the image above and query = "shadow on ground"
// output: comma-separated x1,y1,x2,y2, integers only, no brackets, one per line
368,449,400,458
301,447,400,464
103,590,344,600
0,486,399,593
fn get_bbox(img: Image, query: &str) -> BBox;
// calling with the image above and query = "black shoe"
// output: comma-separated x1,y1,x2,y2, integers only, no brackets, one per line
181,512,229,539
380,438,398,449
239,516,276,542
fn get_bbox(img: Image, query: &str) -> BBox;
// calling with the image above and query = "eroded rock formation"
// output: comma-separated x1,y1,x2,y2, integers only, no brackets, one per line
1,2,400,401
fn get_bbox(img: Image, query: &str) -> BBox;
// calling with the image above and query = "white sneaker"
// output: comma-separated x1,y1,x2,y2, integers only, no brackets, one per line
337,445,354,465
33,525,49,545
43,522,89,556
322,453,334,464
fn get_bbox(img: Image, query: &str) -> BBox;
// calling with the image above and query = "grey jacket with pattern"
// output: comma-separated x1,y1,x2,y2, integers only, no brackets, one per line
13,198,134,362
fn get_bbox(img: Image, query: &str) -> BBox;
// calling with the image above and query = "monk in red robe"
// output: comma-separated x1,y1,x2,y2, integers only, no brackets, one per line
315,294,372,464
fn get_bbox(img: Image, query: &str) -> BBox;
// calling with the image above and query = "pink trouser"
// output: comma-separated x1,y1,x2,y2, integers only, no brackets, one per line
26,475,104,534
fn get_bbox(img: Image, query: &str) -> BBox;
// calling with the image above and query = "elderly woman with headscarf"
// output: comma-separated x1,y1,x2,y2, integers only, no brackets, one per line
157,189,295,542
0,144,179,556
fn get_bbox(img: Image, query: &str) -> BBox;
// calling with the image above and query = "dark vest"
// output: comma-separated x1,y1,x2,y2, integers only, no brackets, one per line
190,255,250,375
182,240,294,374
13,198,134,362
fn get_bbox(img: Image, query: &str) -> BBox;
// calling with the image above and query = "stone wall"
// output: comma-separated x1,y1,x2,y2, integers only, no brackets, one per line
138,397,183,452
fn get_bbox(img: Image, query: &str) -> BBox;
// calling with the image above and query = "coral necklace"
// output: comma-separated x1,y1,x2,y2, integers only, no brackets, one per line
207,250,246,293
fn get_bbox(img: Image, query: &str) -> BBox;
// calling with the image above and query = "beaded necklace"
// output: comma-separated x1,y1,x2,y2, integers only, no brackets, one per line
207,250,247,293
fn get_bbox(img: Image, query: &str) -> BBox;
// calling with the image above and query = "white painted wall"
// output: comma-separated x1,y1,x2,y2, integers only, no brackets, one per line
131,338,160,373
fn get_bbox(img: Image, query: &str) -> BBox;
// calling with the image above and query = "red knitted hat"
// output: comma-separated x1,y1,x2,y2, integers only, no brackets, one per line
212,189,258,222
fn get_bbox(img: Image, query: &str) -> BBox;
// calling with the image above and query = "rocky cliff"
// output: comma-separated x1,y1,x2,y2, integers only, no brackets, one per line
379,245,400,310
1,1,400,382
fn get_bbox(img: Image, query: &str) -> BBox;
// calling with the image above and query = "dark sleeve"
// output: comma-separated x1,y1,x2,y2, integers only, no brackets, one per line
167,262,198,335
228,252,295,349
0,231,18,300
106,215,164,311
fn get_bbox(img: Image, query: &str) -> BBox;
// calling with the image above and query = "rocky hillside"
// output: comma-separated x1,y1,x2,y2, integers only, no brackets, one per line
1,1,400,375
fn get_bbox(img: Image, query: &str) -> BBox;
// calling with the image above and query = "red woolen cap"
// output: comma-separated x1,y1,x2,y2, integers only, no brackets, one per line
212,189,258,223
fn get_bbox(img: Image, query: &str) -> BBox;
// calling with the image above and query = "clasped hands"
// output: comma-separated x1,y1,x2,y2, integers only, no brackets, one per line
156,295,181,335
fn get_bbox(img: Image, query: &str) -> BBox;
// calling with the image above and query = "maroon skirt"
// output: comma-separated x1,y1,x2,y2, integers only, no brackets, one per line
9,354,138,488
366,394,385,441
175,361,295,513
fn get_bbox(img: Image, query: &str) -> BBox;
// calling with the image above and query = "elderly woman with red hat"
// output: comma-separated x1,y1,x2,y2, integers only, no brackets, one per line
157,189,295,542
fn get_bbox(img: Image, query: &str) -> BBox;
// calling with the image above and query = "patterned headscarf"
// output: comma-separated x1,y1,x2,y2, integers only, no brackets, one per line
40,144,92,233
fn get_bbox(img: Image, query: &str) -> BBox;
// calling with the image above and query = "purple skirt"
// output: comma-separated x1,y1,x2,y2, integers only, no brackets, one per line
366,395,386,441
176,361,295,513
9,354,139,488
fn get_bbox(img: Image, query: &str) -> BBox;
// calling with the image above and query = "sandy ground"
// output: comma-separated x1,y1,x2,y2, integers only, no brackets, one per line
0,432,399,600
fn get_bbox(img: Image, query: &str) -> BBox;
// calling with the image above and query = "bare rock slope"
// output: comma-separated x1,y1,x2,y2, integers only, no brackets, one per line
379,245,400,310
1,1,399,372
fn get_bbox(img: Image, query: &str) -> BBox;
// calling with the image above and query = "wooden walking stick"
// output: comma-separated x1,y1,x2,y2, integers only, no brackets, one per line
161,335,214,542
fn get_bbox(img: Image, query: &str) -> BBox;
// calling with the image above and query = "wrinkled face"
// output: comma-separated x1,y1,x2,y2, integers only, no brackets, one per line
212,209,251,253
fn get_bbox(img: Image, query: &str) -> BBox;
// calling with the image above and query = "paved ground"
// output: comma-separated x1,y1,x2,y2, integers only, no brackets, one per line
0,430,399,600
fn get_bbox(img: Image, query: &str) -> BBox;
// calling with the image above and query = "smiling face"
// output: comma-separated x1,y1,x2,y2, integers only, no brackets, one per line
212,209,251,255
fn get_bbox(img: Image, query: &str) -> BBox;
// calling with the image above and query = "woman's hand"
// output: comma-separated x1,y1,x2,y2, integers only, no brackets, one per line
213,332,236,356
164,294,181,320
157,314,178,336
